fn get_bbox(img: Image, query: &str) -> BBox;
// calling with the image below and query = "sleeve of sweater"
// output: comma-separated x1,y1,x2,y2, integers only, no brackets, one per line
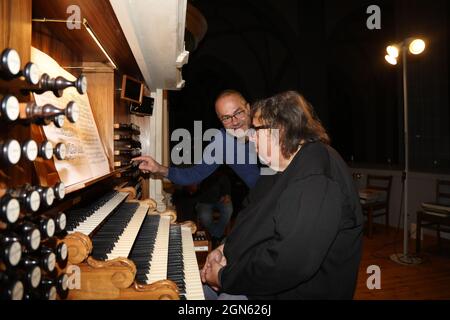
167,130,224,186
167,162,220,186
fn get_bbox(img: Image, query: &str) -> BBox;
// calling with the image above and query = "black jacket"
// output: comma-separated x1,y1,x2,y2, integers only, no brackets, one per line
220,141,363,299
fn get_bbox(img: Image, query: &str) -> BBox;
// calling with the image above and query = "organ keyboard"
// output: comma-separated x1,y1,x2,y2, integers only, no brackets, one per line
145,215,171,284
66,191,129,236
180,226,206,300
128,215,205,300
65,192,204,300
106,204,148,260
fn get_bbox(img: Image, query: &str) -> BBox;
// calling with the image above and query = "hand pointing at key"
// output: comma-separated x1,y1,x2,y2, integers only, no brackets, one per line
132,156,169,177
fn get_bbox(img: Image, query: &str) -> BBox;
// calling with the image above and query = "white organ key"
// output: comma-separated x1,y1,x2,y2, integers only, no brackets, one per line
69,192,128,235
181,226,205,300
106,204,149,260
146,215,171,284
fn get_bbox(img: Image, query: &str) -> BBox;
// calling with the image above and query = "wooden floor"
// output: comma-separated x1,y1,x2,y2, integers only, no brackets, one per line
354,226,450,300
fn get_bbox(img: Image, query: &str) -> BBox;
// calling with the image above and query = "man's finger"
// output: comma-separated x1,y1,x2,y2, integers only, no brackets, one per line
131,156,147,161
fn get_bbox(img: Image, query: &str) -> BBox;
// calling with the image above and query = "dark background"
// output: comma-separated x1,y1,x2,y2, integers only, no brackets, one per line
168,0,450,174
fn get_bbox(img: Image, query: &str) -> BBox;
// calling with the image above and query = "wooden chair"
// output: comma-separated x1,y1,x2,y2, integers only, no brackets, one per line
416,180,450,253
361,175,393,238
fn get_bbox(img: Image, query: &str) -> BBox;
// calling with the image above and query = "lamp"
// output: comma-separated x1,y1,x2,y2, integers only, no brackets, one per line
83,19,118,70
385,38,426,265
32,18,118,70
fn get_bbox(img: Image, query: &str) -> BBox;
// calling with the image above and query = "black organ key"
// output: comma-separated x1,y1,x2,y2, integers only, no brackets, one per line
90,203,139,260
65,191,126,234
66,195,109,229
167,225,186,293
128,215,160,283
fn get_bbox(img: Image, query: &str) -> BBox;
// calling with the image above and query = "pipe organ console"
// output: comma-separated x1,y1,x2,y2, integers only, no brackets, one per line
0,0,205,300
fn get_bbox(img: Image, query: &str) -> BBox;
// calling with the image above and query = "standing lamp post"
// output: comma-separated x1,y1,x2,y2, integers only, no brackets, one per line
385,38,426,265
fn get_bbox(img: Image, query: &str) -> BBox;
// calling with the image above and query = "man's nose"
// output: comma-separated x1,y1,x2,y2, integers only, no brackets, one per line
231,116,240,125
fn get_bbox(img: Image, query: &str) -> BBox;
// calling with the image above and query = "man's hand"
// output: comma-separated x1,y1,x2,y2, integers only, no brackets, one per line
205,259,224,291
132,156,169,177
201,244,226,290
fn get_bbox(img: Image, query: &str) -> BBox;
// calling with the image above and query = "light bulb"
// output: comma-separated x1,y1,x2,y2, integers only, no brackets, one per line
386,45,399,58
385,55,397,65
409,39,425,55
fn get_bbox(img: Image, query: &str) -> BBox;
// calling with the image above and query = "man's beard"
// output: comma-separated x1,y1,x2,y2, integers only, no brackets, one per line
226,128,248,140
258,153,270,165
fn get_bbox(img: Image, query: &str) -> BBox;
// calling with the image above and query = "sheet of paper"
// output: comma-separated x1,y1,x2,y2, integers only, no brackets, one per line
31,47,110,189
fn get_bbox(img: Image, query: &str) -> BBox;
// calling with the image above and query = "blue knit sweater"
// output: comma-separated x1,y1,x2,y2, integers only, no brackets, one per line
167,128,260,188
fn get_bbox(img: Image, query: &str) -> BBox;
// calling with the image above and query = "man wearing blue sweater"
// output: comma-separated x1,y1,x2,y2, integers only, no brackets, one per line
133,90,260,189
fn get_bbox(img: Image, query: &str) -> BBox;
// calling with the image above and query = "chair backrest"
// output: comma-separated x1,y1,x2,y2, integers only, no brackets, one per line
436,180,450,206
366,175,393,205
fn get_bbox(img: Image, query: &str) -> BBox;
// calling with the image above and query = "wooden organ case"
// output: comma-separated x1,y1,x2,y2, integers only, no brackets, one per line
0,0,205,300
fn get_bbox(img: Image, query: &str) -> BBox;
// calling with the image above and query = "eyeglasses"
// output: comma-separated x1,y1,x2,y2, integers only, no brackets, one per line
248,125,271,138
220,109,246,124
250,125,271,131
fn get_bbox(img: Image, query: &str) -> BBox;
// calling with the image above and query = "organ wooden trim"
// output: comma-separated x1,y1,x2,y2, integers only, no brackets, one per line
65,232,92,265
